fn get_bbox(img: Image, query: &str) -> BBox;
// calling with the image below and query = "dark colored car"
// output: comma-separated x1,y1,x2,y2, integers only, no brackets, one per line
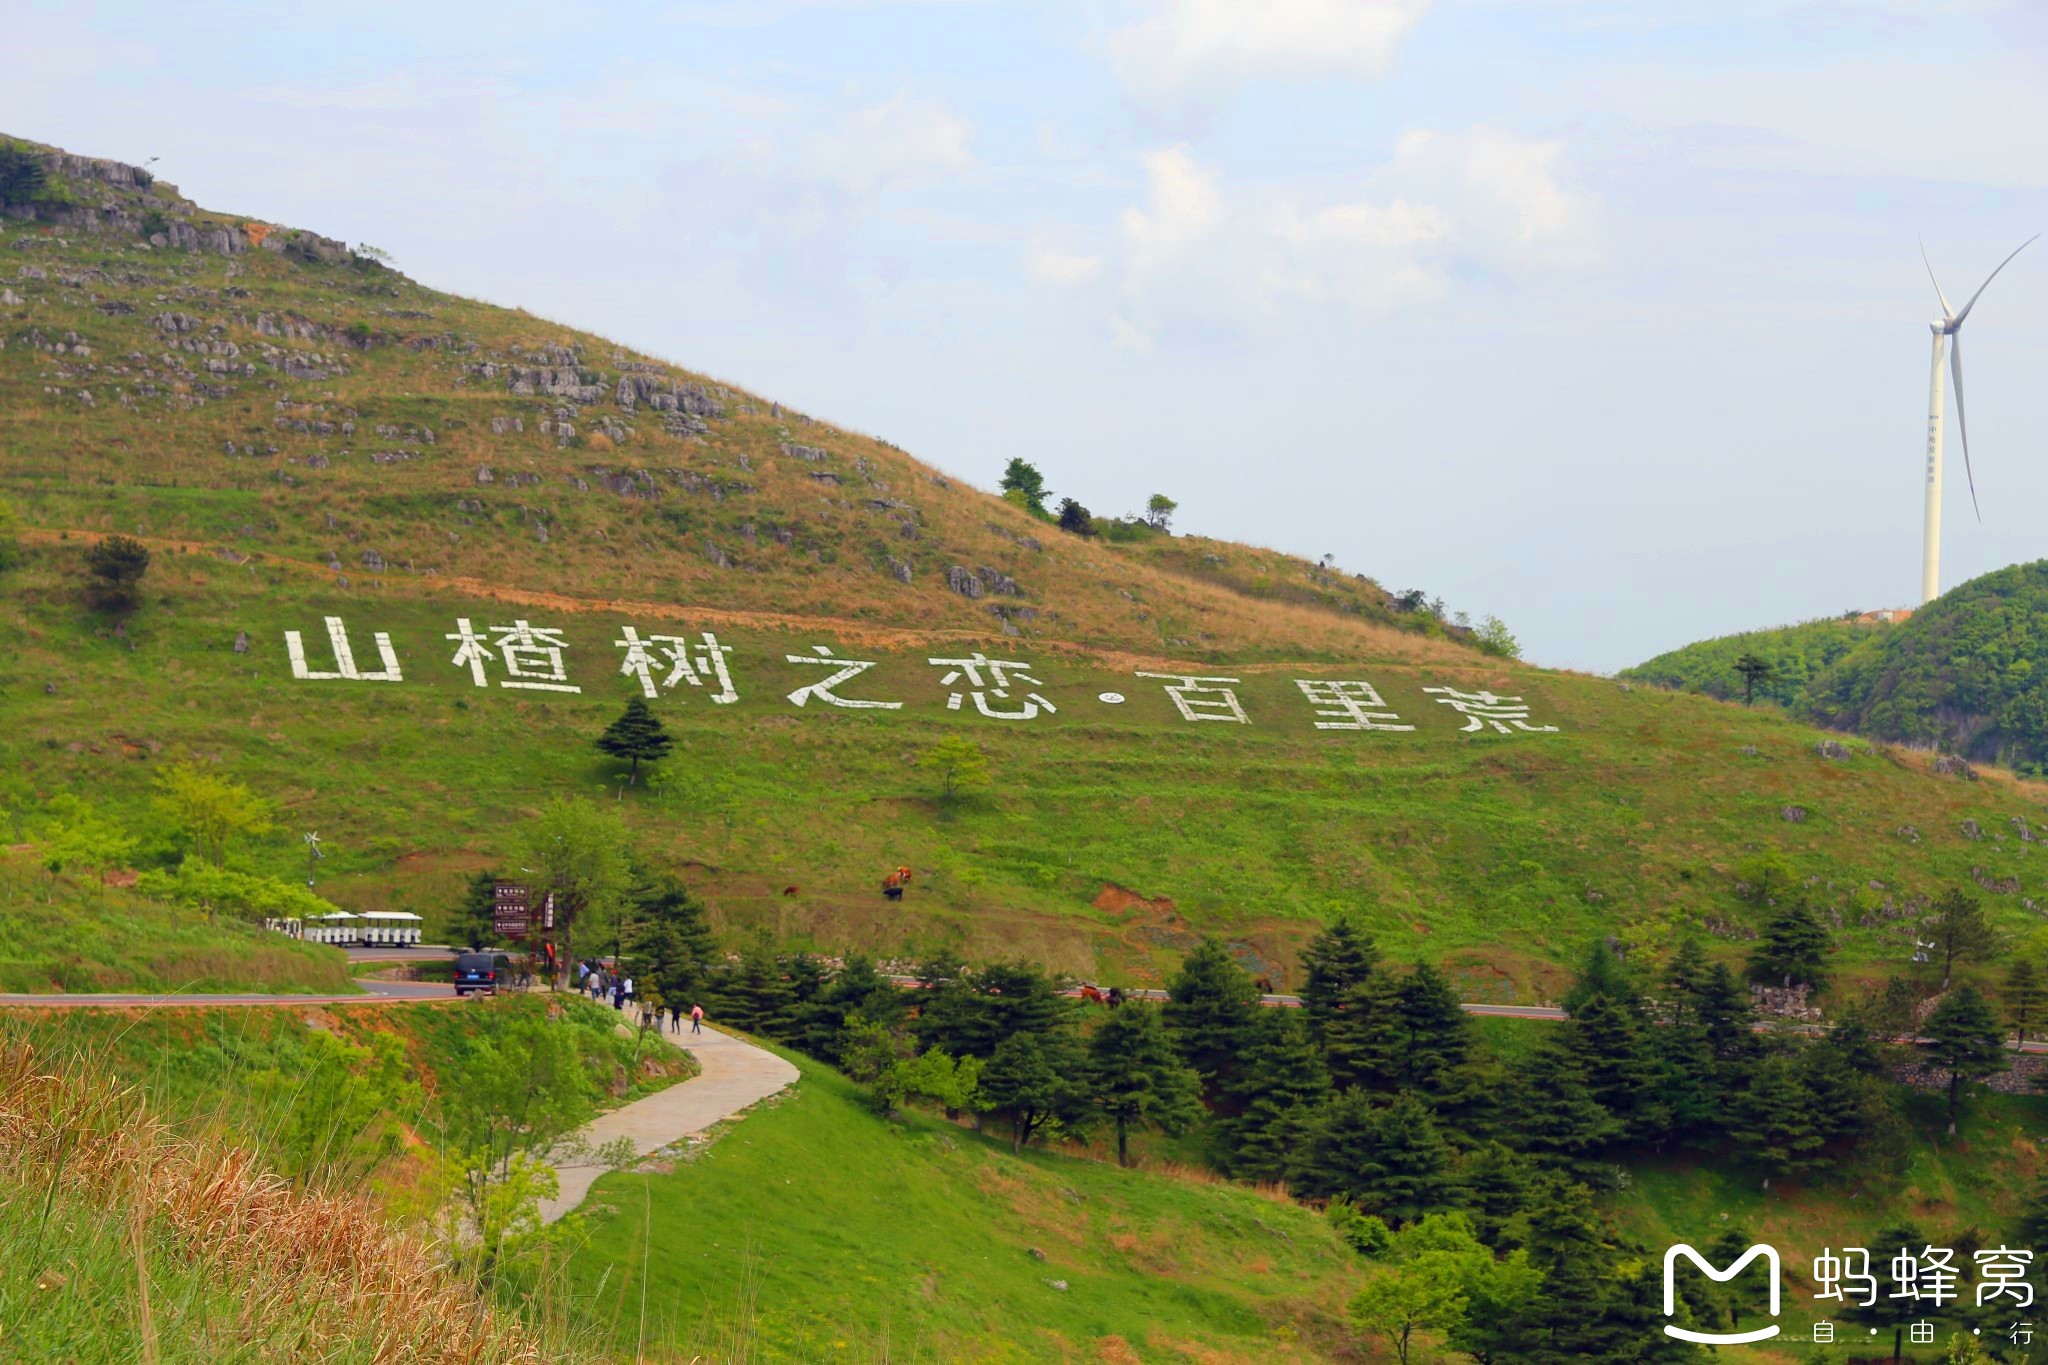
454,951,512,996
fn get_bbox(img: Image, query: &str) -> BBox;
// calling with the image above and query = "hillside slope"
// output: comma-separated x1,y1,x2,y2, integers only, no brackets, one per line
1622,615,1886,709
4,136,2045,996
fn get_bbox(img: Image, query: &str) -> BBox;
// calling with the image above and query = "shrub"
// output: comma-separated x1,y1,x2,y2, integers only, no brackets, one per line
83,534,150,614
0,142,48,207
140,208,169,239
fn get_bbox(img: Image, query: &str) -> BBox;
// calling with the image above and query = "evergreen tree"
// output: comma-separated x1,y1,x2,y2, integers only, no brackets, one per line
1562,988,1670,1145
1728,1051,1826,1190
1515,1040,1621,1179
914,959,1069,1059
1732,651,1774,706
1503,1172,1698,1364
1320,972,1402,1092
1696,963,1758,1062
448,869,502,950
1055,497,1095,536
2012,1171,2048,1252
1747,897,1832,992
2006,956,2047,1047
981,1030,1088,1153
1662,938,1710,1024
708,935,795,1038
1924,982,2006,1135
1561,939,1640,1015
1456,1141,1535,1248
1300,916,1383,1039
1391,963,1472,1096
595,695,674,786
795,953,903,1063
1086,1004,1202,1167
624,875,719,1012
83,534,151,614
1293,1090,1457,1223
1163,937,1259,1095
1654,1016,1722,1150
1920,888,1997,990
1217,1007,1328,1181
1845,1217,1926,1363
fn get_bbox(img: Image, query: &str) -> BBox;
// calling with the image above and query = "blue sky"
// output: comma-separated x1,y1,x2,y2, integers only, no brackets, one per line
9,0,2047,670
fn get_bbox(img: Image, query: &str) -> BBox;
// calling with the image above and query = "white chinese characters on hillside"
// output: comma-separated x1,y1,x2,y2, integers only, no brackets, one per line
785,645,902,710
1135,672,1248,724
448,619,581,693
927,653,1056,720
279,625,1566,737
1423,686,1558,734
285,616,403,683
616,627,738,703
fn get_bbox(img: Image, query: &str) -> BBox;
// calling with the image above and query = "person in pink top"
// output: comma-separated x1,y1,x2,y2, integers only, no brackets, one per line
689,1003,704,1035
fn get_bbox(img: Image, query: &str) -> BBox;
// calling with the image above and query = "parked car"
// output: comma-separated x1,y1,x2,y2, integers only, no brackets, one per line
453,951,513,996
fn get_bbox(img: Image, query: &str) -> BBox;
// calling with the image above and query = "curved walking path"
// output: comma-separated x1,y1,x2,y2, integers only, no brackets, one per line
538,1021,799,1224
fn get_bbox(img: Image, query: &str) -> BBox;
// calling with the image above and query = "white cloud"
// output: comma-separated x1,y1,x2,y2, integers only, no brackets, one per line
1094,129,1593,340
1033,248,1105,284
1108,0,1432,109
804,91,974,194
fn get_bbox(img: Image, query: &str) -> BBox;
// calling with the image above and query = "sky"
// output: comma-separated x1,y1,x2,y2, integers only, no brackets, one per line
7,0,2047,671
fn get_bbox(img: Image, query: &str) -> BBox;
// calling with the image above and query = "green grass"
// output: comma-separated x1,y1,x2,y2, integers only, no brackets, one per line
0,857,353,994
552,1046,1357,1362
1,541,2042,1000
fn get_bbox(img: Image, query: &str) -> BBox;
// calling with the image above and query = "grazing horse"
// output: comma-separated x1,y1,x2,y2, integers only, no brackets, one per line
1078,985,1107,1006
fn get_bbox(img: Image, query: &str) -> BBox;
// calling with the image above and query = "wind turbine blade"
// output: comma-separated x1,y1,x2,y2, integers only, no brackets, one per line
1950,331,1981,522
1920,237,1953,316
1954,233,2040,325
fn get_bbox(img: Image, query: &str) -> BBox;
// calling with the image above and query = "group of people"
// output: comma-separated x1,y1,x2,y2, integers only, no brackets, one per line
574,960,704,1035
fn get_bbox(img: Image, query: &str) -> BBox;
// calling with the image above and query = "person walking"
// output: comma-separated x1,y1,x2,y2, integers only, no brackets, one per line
668,1001,683,1034
611,980,625,1011
689,1003,704,1035
622,976,635,1010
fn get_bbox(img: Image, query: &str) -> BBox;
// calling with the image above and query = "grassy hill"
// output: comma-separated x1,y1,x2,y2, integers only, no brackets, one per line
5,136,2047,999
556,1046,1358,1362
1628,563,2048,778
1621,615,1885,709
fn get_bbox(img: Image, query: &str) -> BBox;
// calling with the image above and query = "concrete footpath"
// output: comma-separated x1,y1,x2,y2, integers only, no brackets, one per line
537,1020,799,1224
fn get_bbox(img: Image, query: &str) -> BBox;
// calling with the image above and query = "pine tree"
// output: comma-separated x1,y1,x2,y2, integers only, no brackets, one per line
1164,937,1260,1096
982,1030,1089,1152
1392,963,1472,1096
83,534,151,614
1696,962,1757,1062
1320,972,1402,1092
708,935,794,1038
1561,939,1639,1015
1562,988,1670,1145
1924,982,2006,1135
1747,897,1832,992
998,457,1049,515
624,875,719,1012
1515,1040,1621,1179
595,695,674,786
795,953,903,1063
915,959,1070,1059
1087,1004,1203,1167
1294,1091,1456,1224
1662,938,1710,1025
1728,1052,1826,1190
1920,888,1997,989
1300,916,1383,1039
1457,1140,1535,1247
1506,1173,1697,1363
1845,1217,1926,1362
2006,957,2047,1047
1217,1007,1328,1181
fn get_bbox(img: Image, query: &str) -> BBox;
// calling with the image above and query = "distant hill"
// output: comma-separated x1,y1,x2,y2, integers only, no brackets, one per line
1625,564,2048,775
4,134,2046,998
1621,615,1884,708
1803,562,2048,773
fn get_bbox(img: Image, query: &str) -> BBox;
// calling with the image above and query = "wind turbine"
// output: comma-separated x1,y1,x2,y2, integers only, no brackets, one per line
1917,234,2039,604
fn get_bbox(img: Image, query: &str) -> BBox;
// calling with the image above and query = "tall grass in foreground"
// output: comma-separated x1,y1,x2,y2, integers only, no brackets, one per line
0,1039,589,1363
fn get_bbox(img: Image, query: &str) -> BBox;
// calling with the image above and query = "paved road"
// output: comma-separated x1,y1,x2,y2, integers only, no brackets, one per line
537,1021,799,1225
0,979,451,1009
344,944,458,964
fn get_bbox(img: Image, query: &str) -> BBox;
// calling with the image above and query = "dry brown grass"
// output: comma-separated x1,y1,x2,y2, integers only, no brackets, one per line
0,1040,576,1363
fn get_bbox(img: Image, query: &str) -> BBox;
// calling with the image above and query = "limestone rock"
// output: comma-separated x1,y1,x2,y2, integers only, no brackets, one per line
946,565,984,599
232,631,249,654
888,557,913,584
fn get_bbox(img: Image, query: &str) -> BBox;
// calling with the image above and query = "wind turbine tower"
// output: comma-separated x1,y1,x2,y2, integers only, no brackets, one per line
1918,235,2038,604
